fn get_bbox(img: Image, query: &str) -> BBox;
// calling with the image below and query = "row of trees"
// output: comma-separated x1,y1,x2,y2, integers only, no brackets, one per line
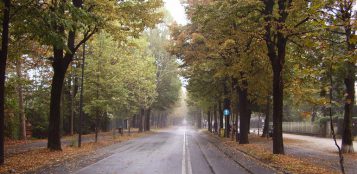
0,0,181,165
171,0,355,156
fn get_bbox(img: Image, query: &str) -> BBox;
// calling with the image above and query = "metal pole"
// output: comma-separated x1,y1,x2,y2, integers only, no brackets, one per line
78,42,86,147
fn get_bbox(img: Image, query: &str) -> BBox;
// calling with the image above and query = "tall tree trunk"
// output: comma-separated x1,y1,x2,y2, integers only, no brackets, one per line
213,104,218,133
16,59,26,140
218,101,223,136
64,76,72,135
158,113,161,128
70,96,74,136
152,112,155,128
50,0,92,149
262,95,270,137
235,107,239,142
48,48,69,150
238,83,249,144
160,112,163,128
197,110,202,129
69,75,74,135
223,78,231,138
95,110,100,143
271,57,285,154
143,110,147,131
225,114,230,138
0,0,11,164
341,63,355,153
232,78,238,141
138,108,144,132
95,59,100,142
262,0,289,155
224,98,230,138
146,108,151,131
78,44,85,147
132,114,137,128
128,118,131,135
60,86,65,135
69,63,78,135
340,2,355,153
207,110,211,132
163,114,166,127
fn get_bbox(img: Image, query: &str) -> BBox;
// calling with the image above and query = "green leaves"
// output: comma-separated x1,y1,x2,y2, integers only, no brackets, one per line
146,27,181,111
84,32,158,119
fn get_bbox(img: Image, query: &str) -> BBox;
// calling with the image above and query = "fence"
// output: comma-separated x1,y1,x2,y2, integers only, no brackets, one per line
282,122,321,135
281,122,340,137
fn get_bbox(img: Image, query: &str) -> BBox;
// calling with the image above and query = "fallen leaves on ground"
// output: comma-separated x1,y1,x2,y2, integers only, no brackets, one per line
4,139,45,147
222,136,339,174
0,131,152,174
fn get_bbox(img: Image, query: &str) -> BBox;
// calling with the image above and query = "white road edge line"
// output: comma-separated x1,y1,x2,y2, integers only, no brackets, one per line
182,130,186,174
186,131,193,174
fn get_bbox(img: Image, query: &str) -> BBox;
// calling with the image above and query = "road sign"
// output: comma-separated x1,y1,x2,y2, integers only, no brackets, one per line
223,109,230,116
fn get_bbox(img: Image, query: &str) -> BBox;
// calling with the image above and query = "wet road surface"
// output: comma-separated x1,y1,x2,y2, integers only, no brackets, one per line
75,127,269,174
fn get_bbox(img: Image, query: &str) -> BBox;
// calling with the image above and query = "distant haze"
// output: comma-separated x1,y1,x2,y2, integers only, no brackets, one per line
169,87,188,118
164,0,188,25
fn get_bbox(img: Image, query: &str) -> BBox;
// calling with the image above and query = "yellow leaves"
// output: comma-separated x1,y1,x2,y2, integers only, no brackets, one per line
350,34,357,45
0,146,92,173
304,39,316,48
345,99,352,104
191,33,205,44
222,39,236,49
300,111,311,119
223,135,339,174
0,131,153,173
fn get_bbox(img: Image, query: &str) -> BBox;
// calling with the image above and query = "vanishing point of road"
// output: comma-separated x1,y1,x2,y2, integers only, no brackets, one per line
74,126,275,174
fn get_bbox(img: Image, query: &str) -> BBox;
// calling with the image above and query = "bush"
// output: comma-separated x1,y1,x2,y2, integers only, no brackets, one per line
315,116,338,125
26,108,49,139
32,125,48,139
4,110,20,139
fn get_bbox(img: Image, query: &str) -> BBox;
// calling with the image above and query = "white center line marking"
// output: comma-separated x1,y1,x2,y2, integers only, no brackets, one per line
186,131,193,174
182,130,186,174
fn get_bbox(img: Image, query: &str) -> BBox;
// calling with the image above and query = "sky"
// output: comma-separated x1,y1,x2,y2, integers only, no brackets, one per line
164,0,188,25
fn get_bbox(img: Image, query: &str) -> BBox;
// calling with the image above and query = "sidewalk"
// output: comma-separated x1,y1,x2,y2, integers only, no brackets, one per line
283,133,357,153
251,130,357,173
282,133,357,174
205,130,357,174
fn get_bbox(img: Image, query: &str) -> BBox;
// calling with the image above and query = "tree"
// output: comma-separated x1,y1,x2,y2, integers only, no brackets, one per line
84,33,157,138
171,0,272,143
0,0,11,164
84,32,127,142
26,0,162,150
324,0,356,153
147,24,182,130
260,0,323,154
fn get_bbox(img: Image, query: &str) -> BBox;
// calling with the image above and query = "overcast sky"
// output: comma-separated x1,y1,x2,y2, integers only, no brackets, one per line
164,0,188,25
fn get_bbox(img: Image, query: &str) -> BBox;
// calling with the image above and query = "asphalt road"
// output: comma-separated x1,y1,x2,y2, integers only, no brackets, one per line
74,126,263,174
